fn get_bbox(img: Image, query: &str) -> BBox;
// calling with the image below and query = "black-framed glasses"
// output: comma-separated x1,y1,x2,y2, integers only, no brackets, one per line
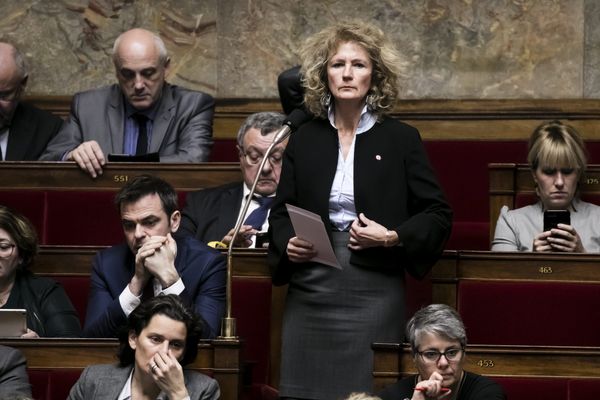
241,151,283,166
417,347,464,363
0,242,16,258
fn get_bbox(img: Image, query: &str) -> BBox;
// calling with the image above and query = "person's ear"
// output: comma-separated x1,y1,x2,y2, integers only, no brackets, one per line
169,210,181,233
128,330,138,351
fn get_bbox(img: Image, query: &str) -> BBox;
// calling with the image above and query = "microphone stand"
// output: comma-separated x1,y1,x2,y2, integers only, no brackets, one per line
219,138,282,339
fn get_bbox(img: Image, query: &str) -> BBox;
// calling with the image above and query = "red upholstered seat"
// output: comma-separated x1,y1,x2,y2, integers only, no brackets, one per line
232,277,273,385
458,280,600,346
52,276,90,326
28,368,82,400
568,378,600,399
45,191,122,245
491,376,568,400
0,190,46,242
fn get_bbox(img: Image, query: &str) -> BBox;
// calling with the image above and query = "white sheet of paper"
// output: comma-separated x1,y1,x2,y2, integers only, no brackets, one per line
286,203,341,269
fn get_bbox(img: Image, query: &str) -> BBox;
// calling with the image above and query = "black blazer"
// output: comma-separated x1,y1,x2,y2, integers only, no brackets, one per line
5,102,63,160
178,181,244,244
268,117,452,285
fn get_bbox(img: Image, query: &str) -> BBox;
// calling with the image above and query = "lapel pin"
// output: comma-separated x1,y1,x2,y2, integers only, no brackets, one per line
375,155,382,160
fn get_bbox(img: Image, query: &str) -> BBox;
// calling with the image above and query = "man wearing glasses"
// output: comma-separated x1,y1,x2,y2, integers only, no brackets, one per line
178,112,286,248
0,43,63,161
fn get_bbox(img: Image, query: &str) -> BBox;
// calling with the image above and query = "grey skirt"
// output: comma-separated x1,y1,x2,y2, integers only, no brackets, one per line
279,232,406,400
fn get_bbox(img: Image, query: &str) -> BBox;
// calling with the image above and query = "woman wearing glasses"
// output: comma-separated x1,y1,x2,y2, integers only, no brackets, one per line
0,205,81,337
379,304,505,400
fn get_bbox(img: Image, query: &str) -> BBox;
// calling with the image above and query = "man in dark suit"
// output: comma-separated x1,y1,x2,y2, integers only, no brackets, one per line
0,43,63,161
0,345,32,397
178,112,286,248
83,175,226,338
41,28,214,178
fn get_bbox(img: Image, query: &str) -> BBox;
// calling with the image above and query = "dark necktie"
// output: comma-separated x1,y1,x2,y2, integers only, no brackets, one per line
0,144,3,161
243,196,274,230
133,114,148,155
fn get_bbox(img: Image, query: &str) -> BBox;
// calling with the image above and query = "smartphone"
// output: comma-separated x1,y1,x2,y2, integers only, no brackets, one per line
255,232,269,249
543,210,571,232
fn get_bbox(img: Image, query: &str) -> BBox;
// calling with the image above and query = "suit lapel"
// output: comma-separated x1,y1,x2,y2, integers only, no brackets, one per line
5,104,32,160
107,85,125,153
149,85,174,153
92,365,131,399
219,184,244,234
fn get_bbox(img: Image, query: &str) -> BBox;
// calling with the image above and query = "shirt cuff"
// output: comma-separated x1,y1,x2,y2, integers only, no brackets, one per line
119,285,142,316
160,278,185,296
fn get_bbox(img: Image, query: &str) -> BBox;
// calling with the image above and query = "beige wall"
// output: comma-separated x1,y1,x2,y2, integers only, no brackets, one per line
2,0,598,99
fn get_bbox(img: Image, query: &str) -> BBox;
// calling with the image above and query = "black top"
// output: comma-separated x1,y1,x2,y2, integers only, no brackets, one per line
379,371,506,400
3,271,81,337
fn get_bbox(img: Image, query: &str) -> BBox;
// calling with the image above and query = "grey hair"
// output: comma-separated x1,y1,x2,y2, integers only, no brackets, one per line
112,29,169,67
236,112,286,147
406,304,467,354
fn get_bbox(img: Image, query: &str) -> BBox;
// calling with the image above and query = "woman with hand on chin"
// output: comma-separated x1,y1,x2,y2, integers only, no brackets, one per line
268,21,452,399
68,294,219,400
379,304,505,400
492,120,600,252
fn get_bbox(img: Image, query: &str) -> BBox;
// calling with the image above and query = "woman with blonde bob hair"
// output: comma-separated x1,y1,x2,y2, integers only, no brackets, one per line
492,120,600,252
268,20,452,399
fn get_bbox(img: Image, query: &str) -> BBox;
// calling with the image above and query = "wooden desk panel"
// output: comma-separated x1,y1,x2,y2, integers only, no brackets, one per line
372,342,600,393
0,338,241,400
0,162,241,191
431,251,600,307
32,246,269,277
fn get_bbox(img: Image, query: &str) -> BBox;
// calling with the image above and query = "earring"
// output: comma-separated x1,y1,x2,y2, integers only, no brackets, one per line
320,92,331,109
366,93,376,110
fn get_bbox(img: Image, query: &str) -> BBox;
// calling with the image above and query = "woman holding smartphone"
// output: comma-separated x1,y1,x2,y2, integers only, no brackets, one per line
492,120,600,252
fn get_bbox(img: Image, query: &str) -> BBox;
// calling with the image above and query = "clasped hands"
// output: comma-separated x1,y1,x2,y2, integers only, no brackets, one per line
286,213,397,263
533,223,585,253
131,233,179,294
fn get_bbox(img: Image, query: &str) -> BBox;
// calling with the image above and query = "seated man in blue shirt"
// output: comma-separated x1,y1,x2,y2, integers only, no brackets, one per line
41,28,214,177
83,174,226,338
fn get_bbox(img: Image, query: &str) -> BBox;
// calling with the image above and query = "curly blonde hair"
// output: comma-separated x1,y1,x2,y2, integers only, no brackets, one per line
299,20,402,119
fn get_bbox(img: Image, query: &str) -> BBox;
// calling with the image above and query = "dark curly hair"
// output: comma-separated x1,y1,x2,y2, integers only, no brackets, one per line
117,294,204,367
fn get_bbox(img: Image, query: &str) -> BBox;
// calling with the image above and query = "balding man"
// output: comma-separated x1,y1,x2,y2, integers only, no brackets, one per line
0,43,63,160
41,28,214,177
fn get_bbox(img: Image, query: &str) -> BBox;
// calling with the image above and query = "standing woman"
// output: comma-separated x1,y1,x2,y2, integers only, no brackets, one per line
268,21,452,399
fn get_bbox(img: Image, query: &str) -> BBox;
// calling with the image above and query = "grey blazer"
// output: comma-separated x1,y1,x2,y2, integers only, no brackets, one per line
67,364,220,400
0,345,32,397
40,83,214,162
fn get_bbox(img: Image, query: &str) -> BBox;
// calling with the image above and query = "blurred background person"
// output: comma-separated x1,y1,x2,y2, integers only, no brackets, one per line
0,205,81,337
179,111,286,248
0,345,32,398
68,294,219,399
268,21,452,399
492,120,600,252
0,42,62,161
379,304,505,400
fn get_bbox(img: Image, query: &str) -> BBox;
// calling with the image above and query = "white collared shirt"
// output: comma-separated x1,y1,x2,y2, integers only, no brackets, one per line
119,277,185,317
235,184,275,248
327,104,377,231
0,127,9,160
117,368,190,400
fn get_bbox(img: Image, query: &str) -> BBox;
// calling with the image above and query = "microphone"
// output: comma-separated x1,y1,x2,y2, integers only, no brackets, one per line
272,108,312,145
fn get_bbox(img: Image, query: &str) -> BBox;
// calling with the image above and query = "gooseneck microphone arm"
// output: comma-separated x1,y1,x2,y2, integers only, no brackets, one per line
219,109,311,339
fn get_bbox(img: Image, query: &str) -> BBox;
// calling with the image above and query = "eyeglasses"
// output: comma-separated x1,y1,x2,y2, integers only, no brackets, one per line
0,242,16,258
0,86,22,102
417,348,464,363
241,151,283,166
